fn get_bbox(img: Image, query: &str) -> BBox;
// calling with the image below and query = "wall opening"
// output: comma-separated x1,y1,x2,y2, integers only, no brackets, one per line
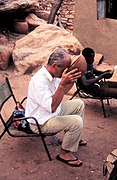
97,0,117,20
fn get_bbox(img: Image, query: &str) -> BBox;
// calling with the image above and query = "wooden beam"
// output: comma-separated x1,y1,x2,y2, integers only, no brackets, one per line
47,0,64,24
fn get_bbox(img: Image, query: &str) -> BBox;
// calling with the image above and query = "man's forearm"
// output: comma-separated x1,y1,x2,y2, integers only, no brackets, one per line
51,84,66,113
81,74,104,87
65,83,74,94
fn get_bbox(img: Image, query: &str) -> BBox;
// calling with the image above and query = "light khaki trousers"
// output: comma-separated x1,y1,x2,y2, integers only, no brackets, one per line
30,99,84,152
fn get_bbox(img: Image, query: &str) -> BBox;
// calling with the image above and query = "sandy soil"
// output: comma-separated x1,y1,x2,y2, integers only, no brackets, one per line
0,66,117,180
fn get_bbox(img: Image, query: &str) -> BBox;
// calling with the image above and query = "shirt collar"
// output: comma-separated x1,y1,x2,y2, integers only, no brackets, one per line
42,66,54,82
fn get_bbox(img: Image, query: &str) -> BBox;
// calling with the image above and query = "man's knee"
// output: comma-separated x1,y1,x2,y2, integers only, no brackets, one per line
77,99,84,108
73,99,85,115
72,115,83,130
73,99,84,108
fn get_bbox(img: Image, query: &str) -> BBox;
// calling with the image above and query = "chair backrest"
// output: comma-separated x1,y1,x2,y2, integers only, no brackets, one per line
0,77,18,138
0,77,17,111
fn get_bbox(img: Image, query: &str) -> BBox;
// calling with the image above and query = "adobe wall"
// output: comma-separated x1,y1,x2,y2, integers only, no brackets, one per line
73,0,117,65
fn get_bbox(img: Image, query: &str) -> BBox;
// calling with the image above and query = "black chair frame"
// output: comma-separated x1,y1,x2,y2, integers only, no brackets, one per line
0,77,55,161
70,82,111,118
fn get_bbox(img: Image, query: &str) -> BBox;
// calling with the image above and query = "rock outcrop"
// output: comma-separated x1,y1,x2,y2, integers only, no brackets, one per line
0,0,39,13
0,45,13,70
12,23,83,74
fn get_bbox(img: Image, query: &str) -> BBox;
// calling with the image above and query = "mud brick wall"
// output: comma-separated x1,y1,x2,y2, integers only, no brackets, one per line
60,0,75,31
38,0,75,32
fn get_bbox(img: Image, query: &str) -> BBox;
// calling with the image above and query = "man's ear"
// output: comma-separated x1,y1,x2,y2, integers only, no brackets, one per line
52,63,56,68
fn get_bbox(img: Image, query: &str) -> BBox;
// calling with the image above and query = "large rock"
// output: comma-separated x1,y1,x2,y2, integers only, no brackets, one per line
0,45,13,70
0,0,39,13
12,24,83,74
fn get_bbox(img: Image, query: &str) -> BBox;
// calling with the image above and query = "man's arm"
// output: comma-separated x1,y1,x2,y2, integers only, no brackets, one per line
80,71,112,87
94,68,113,78
51,69,81,112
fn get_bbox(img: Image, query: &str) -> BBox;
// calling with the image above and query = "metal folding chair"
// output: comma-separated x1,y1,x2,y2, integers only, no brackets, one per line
0,77,56,161
70,81,111,118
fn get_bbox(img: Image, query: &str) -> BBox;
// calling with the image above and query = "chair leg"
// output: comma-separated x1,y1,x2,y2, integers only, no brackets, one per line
70,90,78,100
100,99,106,118
40,136,52,161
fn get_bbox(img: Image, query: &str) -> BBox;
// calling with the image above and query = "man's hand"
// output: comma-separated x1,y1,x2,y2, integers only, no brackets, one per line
52,69,81,113
103,71,113,79
60,68,81,87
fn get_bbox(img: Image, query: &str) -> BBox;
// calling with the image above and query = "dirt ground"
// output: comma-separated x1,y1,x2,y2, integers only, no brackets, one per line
0,66,117,180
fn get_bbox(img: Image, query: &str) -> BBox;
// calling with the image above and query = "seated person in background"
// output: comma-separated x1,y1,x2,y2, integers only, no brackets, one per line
77,47,117,98
25,47,86,167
